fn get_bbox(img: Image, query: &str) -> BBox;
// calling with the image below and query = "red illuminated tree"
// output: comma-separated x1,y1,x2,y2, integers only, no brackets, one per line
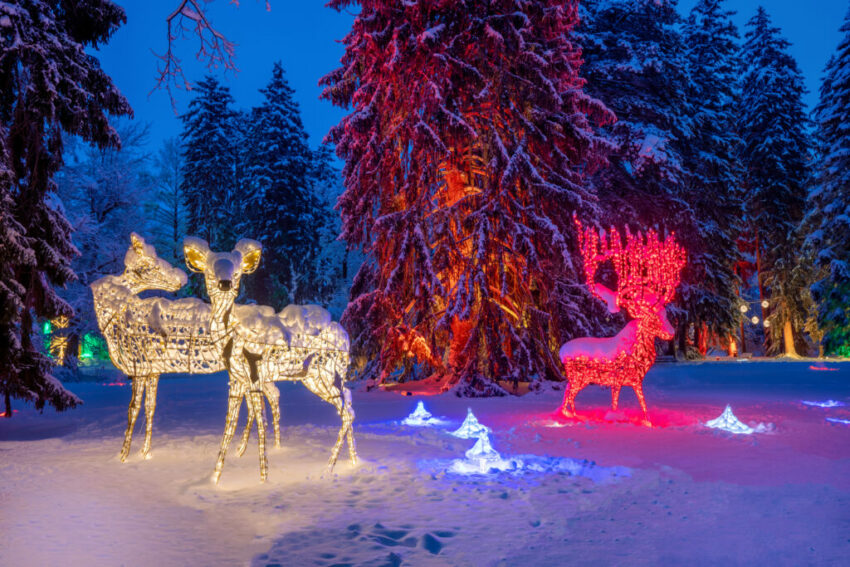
322,0,611,394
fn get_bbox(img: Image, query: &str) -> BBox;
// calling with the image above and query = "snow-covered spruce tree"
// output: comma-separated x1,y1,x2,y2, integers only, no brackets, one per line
677,0,745,355
241,62,320,307
0,0,131,416
150,137,188,265
180,76,240,251
806,8,850,356
738,7,812,356
322,0,611,394
579,0,693,232
56,121,153,367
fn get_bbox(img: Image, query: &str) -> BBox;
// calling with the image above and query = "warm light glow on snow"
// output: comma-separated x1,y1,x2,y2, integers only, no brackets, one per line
559,218,686,422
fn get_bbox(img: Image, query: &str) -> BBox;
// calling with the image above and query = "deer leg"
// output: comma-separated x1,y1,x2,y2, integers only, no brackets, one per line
634,383,651,426
120,376,145,462
212,384,243,485
248,390,268,483
237,394,254,457
611,385,622,411
141,374,160,459
264,383,281,449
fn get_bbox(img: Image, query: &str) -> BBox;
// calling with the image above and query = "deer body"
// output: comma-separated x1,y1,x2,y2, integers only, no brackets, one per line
183,239,356,484
559,219,685,423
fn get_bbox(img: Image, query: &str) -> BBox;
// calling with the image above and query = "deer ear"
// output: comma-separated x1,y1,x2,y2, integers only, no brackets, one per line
183,237,209,273
130,233,145,255
235,239,262,274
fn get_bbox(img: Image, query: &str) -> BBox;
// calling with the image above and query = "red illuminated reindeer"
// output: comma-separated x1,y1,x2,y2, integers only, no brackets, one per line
559,218,686,424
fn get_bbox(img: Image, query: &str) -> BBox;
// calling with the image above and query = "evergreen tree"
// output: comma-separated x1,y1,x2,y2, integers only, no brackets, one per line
180,76,239,250
678,0,745,355
322,0,611,394
580,0,693,232
242,62,319,307
150,137,188,264
738,7,812,356
0,0,131,416
56,122,153,367
807,8,850,356
310,143,348,310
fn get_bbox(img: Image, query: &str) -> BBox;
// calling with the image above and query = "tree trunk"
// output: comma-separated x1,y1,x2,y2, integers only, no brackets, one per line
783,319,797,357
4,390,10,418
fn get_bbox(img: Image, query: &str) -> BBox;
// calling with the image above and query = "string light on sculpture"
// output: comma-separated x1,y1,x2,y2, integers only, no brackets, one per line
761,300,769,309
450,408,491,438
402,401,448,426
705,405,754,434
739,304,749,314
751,316,759,325
559,217,686,424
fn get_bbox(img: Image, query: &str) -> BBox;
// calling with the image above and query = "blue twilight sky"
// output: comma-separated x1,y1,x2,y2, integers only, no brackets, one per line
95,1,849,153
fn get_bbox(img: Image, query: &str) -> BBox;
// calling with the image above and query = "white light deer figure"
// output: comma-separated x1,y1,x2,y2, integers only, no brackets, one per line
183,240,356,484
91,234,280,461
559,218,686,424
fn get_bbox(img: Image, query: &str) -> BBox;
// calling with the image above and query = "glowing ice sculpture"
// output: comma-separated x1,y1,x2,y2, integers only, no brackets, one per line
448,432,515,475
559,218,686,423
401,401,446,426
91,234,282,461
705,405,754,435
450,408,491,439
181,238,356,484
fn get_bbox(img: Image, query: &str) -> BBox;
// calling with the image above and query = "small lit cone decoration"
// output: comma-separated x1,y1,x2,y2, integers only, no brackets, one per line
559,217,686,424
90,234,281,461
183,239,356,484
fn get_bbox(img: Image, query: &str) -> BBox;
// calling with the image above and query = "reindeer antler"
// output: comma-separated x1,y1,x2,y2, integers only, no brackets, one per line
574,216,686,311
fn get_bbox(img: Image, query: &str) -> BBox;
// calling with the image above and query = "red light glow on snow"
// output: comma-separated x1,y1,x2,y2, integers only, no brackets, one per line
559,218,686,423
808,365,839,372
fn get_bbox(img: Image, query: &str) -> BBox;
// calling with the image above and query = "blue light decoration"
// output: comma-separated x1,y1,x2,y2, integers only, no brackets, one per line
801,400,846,408
448,431,516,474
450,408,491,439
705,405,754,434
401,401,448,426
826,417,850,425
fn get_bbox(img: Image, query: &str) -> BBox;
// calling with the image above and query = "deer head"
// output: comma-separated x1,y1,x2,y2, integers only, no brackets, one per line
183,237,262,306
575,217,685,341
122,233,188,294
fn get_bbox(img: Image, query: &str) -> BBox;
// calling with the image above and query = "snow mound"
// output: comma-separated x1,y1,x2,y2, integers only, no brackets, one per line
450,408,491,438
401,401,447,426
705,405,754,435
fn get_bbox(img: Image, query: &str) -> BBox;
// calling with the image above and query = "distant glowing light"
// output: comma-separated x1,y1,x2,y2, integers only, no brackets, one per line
450,408,491,438
705,405,754,434
763,319,770,328
751,316,759,324
761,300,769,309
740,304,749,313
826,417,850,425
402,401,448,426
801,400,846,408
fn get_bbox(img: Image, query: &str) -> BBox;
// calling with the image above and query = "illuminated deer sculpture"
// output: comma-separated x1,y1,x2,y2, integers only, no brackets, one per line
182,239,355,484
559,218,686,424
91,234,282,461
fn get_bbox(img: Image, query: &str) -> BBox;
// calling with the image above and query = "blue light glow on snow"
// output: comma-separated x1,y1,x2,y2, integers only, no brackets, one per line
449,408,491,438
826,417,850,425
401,401,448,426
801,400,846,408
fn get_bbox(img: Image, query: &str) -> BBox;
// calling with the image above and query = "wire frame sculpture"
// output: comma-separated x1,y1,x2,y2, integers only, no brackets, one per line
559,218,686,424
91,234,280,460
183,238,356,484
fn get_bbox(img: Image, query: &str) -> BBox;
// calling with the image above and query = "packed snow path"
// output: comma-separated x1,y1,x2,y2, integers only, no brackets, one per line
2,361,850,566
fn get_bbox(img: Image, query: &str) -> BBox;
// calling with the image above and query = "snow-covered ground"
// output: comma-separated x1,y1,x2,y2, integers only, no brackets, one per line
2,361,850,566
